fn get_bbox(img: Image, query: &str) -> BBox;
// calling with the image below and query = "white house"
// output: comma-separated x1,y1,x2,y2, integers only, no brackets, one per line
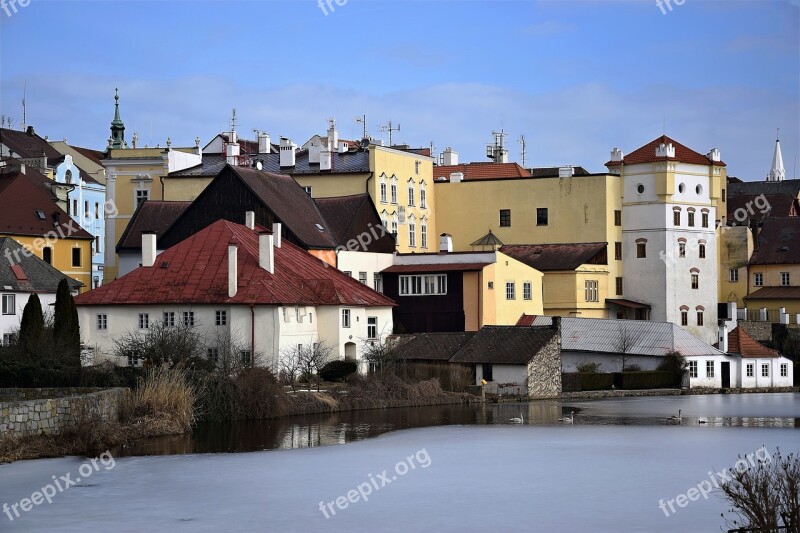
75,218,395,371
0,237,82,345
718,326,794,388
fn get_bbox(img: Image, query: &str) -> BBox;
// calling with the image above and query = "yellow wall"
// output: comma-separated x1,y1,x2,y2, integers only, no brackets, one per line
163,177,213,202
293,173,369,198
2,234,92,292
540,268,610,318
718,225,752,305
462,271,481,331
748,264,800,289
474,253,544,327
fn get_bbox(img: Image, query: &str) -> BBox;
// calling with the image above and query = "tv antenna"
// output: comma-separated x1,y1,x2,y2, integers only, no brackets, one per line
22,80,27,129
380,120,400,146
519,134,526,167
356,114,368,139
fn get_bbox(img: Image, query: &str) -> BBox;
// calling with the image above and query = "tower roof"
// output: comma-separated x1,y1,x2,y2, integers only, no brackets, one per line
768,132,785,182
108,88,127,150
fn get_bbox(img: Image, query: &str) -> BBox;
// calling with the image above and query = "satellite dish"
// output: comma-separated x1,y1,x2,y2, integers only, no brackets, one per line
360,138,370,149
254,161,263,171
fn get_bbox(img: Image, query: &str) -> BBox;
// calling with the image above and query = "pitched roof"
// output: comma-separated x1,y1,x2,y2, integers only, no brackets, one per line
75,219,395,307
0,237,82,292
433,162,532,181
168,154,226,178
382,263,491,274
529,166,592,178
0,127,63,160
255,151,371,176
449,326,558,364
525,316,723,356
726,327,779,358
390,332,476,361
749,217,800,265
605,135,725,167
500,243,607,271
728,178,800,199
470,230,504,247
743,286,800,301
727,194,799,223
116,201,191,251
0,171,93,240
70,145,106,165
315,194,370,244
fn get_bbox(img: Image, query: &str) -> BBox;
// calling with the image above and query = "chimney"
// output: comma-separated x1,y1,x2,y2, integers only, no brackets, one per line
707,148,721,162
142,231,157,267
279,137,296,167
327,119,338,151
320,149,332,171
338,140,349,154
718,323,728,353
226,139,240,165
308,138,321,164
550,315,561,332
245,211,255,230
258,132,271,154
193,136,202,156
449,172,464,183
610,148,624,162
259,231,274,274
441,147,458,166
272,222,282,248
439,233,453,253
656,142,676,158
558,166,574,178
228,240,238,298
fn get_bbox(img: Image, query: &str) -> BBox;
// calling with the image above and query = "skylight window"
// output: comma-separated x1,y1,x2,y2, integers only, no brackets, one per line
315,224,324,231
35,210,46,220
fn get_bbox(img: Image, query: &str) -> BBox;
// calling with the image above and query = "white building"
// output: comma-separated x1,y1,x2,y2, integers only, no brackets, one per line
607,136,724,343
75,218,394,371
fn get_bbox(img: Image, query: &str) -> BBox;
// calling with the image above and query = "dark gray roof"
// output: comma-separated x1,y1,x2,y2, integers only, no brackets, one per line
449,326,557,364
391,332,477,361
0,237,82,292
501,243,608,271
529,166,591,178
254,151,371,175
728,179,800,199
169,155,226,178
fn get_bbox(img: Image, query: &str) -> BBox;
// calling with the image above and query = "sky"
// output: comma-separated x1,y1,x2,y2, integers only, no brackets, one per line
0,0,798,179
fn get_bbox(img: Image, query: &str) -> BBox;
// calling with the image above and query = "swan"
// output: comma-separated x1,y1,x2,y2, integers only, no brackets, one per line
510,413,524,424
698,417,708,425
667,409,682,422
558,410,574,424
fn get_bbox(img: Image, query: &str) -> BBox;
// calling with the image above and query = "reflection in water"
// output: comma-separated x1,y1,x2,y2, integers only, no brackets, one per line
116,398,800,458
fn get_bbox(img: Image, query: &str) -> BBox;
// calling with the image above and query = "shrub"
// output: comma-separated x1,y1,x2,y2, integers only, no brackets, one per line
122,365,197,436
618,371,678,390
576,362,600,373
625,364,642,372
578,372,613,391
319,360,358,382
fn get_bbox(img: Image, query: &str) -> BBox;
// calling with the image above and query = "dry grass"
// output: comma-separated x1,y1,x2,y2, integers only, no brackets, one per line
121,365,197,437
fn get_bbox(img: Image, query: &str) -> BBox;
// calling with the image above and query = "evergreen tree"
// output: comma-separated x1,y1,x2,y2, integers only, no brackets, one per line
53,278,81,368
18,293,44,359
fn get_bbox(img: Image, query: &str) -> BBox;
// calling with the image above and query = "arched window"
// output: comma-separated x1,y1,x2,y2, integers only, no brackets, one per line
379,174,387,203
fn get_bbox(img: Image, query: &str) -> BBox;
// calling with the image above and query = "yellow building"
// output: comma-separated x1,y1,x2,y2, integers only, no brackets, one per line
743,217,800,316
0,164,93,291
719,225,753,306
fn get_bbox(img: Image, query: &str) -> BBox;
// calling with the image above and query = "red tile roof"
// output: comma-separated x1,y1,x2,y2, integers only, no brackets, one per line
0,170,93,240
434,162,532,181
76,219,395,307
605,135,725,167
382,263,490,274
516,313,537,326
726,327,779,358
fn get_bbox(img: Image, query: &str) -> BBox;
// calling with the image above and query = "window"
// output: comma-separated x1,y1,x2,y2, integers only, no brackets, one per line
1,294,16,315
754,273,763,287
373,273,382,293
391,219,398,235
615,242,622,261
309,312,313,323
215,310,227,326
699,244,706,259
691,274,699,289
94,236,101,255
722,189,726,201
407,184,415,206
72,200,78,216
746,363,754,377
390,180,397,204
615,277,623,296
135,189,149,209
673,211,681,226
536,208,548,226
85,201,90,218
343,271,352,277
342,309,351,328
702,212,709,228
688,361,697,378
97,314,107,330
72,248,81,267
358,272,368,285
499,209,511,227
408,222,416,247
303,186,312,197
637,242,646,258
421,223,427,248
584,280,598,302
506,282,516,300
283,307,290,322
681,310,688,326
42,247,52,264
781,363,788,377
781,272,790,286
95,202,100,219
367,317,377,340
240,350,251,365
182,311,195,327
696,311,704,326
65,169,73,184
207,348,219,363
614,210,621,226
420,188,427,209
163,312,175,327
482,363,493,382
688,211,695,227
399,274,446,296
706,361,715,378
2,333,15,346
380,181,387,203
523,281,532,300
761,364,769,377
730,269,738,282
679,242,686,258
295,307,302,323
138,313,149,329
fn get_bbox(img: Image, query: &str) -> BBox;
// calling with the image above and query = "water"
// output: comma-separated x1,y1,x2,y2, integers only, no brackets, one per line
1,394,798,532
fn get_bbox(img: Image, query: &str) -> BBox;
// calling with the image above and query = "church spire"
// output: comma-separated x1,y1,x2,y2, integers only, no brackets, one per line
767,129,785,182
108,88,127,150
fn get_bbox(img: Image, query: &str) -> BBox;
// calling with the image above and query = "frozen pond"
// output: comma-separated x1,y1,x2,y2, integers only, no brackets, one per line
1,394,798,532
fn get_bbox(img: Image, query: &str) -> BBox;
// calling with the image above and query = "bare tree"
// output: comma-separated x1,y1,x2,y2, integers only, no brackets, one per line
204,326,263,376
613,322,644,372
282,341,334,391
279,344,304,391
113,321,203,367
361,335,401,374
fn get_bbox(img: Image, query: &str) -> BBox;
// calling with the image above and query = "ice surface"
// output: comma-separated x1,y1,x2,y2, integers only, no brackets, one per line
1,425,798,532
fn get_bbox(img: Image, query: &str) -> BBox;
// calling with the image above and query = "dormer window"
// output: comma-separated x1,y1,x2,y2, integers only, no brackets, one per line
35,210,46,220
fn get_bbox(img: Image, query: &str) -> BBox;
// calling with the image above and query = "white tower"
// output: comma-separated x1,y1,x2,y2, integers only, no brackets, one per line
767,130,785,182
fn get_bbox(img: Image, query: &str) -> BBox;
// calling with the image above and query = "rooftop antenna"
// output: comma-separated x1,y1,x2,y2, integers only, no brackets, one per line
519,134,526,167
356,114,367,139
429,141,435,158
21,80,27,130
380,120,400,146
487,129,507,163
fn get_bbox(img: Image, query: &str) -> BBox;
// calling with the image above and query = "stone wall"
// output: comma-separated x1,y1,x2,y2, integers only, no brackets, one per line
738,321,800,344
0,388,127,437
528,331,562,399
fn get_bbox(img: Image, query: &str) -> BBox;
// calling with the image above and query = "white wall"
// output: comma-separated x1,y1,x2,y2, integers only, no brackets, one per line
336,251,394,292
475,363,527,386
740,357,794,388
562,352,666,372
685,355,740,388
1,291,57,341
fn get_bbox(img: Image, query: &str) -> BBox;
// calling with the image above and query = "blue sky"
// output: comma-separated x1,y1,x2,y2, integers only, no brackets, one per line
1,0,798,179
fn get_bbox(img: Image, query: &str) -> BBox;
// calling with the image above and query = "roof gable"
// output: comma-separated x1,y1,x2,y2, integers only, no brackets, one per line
448,326,557,364
0,237,82,292
727,327,779,358
433,162,532,181
606,135,725,167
